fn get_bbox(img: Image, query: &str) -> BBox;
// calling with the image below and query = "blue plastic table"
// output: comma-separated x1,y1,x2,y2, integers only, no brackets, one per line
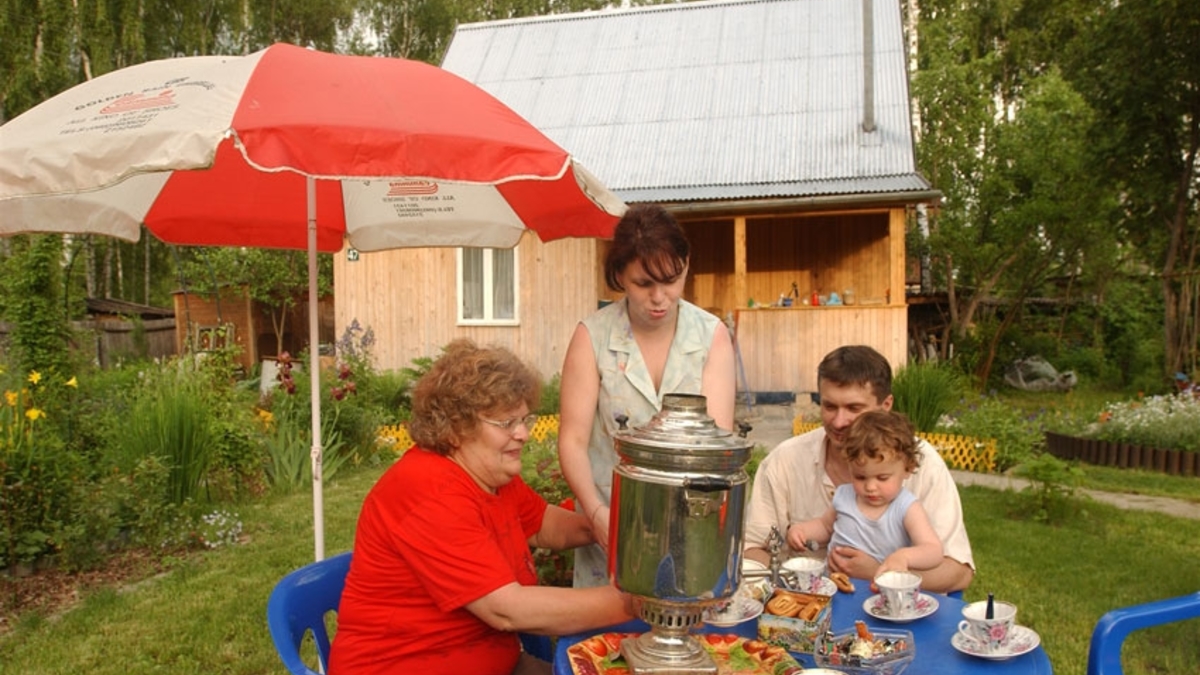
553,585,1053,674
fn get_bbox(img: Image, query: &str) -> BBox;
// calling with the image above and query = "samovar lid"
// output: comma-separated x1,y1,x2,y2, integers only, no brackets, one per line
613,393,752,465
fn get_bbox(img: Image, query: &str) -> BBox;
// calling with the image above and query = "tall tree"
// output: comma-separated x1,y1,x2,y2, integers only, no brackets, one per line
1063,0,1200,378
911,0,1117,383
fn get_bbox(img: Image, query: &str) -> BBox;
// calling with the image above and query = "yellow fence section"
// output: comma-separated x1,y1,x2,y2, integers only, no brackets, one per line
379,414,562,452
792,420,997,473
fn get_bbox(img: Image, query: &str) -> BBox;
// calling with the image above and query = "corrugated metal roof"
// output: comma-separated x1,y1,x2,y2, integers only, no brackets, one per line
442,0,931,204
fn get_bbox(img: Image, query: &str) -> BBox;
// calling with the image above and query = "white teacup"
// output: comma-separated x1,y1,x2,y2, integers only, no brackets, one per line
958,600,1017,653
874,570,922,618
782,556,826,593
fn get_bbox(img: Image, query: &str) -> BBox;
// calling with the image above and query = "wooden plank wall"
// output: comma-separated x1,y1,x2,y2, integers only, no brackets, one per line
734,305,908,394
681,210,893,317
334,233,604,381
172,289,257,372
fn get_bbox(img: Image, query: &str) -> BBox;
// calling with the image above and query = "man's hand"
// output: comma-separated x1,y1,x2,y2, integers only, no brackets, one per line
827,545,880,582
743,547,771,566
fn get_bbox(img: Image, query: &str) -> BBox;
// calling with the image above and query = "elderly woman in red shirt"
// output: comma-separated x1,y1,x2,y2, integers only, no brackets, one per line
330,339,635,675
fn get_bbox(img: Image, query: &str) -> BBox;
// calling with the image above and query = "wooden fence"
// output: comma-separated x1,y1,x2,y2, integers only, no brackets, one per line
792,421,997,474
0,318,178,368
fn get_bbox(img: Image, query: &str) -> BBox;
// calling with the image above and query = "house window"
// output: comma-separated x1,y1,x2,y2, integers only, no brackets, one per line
457,247,518,324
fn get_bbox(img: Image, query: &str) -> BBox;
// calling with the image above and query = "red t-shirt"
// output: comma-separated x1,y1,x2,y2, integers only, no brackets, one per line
329,447,547,675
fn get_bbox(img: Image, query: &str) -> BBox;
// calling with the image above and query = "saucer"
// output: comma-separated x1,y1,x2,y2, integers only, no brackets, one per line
951,625,1042,660
863,592,939,622
783,575,837,596
703,596,765,627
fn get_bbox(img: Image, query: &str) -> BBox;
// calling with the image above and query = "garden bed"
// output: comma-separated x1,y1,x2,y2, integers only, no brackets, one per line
1044,431,1200,477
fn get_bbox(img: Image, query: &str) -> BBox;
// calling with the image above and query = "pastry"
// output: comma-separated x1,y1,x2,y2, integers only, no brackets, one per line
767,593,803,617
798,601,822,621
830,572,855,593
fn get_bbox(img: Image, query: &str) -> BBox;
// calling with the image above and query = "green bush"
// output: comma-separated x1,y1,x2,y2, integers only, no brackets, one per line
520,435,575,587
261,385,352,493
118,362,218,506
1011,453,1086,524
940,395,1043,471
891,361,965,432
0,368,84,567
359,369,414,424
538,373,562,415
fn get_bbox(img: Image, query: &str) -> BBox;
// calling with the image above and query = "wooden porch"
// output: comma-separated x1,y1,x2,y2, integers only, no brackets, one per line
665,205,911,394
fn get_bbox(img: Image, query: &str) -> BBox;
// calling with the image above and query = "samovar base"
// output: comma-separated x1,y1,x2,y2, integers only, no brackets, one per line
620,631,717,675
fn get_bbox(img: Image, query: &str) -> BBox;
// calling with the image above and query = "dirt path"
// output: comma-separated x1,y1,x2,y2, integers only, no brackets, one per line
951,470,1200,520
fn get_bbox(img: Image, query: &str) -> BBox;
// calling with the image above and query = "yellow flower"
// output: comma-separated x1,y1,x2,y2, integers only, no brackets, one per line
65,376,78,388
27,371,41,385
4,391,16,407
25,408,45,421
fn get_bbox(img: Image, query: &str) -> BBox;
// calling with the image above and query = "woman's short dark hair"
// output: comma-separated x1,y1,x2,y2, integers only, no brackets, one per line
407,339,541,455
603,203,690,292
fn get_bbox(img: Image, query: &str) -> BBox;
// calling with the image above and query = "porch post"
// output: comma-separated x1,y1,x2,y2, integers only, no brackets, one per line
735,215,747,307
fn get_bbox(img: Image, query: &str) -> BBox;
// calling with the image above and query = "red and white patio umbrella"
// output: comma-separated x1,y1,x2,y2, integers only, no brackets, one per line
0,43,624,560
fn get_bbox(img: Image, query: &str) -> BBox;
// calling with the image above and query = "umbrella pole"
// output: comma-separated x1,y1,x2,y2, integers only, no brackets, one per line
308,176,325,562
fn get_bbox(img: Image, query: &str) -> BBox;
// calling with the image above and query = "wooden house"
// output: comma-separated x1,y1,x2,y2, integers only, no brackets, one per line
171,287,334,375
334,0,936,395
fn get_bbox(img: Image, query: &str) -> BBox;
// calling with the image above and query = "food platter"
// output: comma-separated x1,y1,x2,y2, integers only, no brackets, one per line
566,632,804,675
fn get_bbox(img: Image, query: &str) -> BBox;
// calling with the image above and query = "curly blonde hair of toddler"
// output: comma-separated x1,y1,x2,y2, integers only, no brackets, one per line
842,409,920,471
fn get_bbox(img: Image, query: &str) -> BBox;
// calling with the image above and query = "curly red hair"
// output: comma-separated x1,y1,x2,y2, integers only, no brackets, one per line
407,339,541,455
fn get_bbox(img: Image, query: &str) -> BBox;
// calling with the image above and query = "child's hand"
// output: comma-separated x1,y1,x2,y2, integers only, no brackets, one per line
876,552,911,577
785,522,809,552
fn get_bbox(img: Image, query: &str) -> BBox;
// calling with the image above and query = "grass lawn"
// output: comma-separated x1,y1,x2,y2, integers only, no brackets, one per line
1,462,1198,675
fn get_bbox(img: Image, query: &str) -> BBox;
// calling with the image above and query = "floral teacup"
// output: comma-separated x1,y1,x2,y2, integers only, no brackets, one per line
958,600,1017,653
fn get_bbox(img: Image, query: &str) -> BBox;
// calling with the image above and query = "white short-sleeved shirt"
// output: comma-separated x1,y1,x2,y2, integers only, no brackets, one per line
743,428,974,569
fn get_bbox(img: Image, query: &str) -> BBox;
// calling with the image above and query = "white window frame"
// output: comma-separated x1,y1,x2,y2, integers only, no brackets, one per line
456,246,520,325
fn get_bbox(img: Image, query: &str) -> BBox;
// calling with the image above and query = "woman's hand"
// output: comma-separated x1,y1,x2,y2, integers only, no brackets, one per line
589,504,610,552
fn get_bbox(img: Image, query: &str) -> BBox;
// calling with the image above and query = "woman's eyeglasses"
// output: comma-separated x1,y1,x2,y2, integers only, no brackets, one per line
479,413,539,433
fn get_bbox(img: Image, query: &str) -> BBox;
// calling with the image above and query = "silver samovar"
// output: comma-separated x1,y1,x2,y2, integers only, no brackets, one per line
608,394,753,675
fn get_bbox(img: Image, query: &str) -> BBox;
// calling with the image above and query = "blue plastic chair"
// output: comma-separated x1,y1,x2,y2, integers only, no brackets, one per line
267,552,353,675
266,551,554,674
1086,591,1200,675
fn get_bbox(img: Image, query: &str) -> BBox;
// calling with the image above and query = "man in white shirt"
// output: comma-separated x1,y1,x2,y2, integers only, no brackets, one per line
743,345,975,593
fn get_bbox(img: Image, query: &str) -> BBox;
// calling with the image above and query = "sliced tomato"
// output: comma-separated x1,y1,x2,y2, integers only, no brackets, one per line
581,636,608,657
704,633,726,646
722,633,740,645
602,668,627,675
600,632,626,653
